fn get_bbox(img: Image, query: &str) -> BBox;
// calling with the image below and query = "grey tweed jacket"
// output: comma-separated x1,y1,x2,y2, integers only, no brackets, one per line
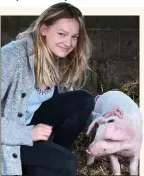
1,35,38,175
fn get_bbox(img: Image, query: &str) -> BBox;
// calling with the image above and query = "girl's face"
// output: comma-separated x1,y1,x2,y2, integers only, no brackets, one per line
40,18,79,58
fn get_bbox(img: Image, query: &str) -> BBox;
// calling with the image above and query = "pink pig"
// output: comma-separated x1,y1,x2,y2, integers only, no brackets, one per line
86,90,143,175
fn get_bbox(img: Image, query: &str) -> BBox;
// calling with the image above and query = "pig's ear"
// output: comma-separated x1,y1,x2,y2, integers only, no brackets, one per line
95,95,101,103
104,106,124,119
104,121,133,141
86,118,99,136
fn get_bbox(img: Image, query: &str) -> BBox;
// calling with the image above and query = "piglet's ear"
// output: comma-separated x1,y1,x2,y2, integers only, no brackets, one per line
86,118,100,136
95,95,101,102
104,106,124,119
104,121,133,141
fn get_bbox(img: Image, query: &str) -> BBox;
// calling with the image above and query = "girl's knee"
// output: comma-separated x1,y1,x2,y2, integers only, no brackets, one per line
55,147,78,174
66,153,78,174
77,89,95,111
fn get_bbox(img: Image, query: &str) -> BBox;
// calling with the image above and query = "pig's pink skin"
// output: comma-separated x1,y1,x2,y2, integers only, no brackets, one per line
104,119,134,141
87,139,140,158
87,117,142,158
87,140,122,157
91,91,142,152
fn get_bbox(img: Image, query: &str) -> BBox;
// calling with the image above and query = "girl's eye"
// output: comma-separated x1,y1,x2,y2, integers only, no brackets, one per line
72,36,79,39
58,33,65,36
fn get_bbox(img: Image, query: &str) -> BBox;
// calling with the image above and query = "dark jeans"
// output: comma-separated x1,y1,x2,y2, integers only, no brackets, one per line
21,87,95,176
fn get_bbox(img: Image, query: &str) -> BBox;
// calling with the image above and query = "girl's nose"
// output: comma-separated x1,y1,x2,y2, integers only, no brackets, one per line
64,37,72,47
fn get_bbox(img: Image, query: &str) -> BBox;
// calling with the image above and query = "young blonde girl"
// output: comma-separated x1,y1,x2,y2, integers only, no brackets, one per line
1,2,95,176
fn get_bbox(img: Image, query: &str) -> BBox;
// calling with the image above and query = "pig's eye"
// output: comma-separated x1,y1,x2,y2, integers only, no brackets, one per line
107,119,115,123
105,139,113,142
103,149,106,151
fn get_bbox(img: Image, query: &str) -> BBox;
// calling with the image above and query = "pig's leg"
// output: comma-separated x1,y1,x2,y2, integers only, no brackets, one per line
129,155,139,175
109,154,121,175
87,154,95,165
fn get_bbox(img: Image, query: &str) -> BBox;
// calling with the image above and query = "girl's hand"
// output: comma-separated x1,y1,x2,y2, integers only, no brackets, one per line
32,124,53,141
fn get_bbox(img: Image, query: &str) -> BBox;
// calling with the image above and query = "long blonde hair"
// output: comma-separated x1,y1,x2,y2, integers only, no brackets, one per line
17,2,92,89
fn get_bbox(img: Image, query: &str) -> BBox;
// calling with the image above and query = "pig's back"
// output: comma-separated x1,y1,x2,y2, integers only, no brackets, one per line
94,91,142,127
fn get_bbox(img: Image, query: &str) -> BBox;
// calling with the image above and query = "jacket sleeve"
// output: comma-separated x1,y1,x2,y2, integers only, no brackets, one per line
1,42,34,146
1,117,34,146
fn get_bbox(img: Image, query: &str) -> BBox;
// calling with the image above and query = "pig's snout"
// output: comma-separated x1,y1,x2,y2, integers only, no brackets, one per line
86,142,106,157
86,149,93,155
86,143,96,156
